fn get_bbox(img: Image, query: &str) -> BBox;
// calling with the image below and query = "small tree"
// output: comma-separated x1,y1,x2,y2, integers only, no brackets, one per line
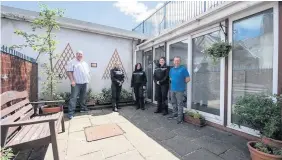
12,4,64,100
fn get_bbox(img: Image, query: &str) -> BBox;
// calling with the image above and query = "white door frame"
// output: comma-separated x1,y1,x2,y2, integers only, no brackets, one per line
167,34,190,111
152,43,165,104
143,49,154,102
227,2,279,136
189,23,225,125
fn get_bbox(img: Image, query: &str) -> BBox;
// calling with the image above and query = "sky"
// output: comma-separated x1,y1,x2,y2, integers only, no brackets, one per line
1,1,164,31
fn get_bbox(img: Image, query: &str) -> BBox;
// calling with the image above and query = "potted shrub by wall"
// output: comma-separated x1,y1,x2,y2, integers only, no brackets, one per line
184,110,206,127
234,93,282,160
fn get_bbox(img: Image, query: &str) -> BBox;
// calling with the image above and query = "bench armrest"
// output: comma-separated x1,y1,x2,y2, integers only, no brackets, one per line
1,112,63,127
30,100,66,104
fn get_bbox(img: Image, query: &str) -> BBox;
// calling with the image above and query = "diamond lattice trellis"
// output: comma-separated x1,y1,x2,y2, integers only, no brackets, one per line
54,43,75,79
102,49,127,80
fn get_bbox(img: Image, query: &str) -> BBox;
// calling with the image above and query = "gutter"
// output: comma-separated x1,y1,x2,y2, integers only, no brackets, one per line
1,11,148,41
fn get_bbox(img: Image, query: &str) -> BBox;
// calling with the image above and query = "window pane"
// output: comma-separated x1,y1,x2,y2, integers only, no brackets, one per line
154,46,165,66
191,31,221,115
144,50,153,99
231,9,273,123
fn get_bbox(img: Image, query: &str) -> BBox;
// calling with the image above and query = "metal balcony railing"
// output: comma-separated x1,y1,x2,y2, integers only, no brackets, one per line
132,1,226,37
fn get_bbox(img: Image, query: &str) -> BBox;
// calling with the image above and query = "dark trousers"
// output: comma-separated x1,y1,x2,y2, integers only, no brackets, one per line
156,83,169,113
133,84,144,109
68,83,88,117
111,83,122,108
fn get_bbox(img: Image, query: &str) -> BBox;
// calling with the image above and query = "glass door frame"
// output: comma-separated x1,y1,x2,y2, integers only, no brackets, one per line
166,35,190,111
152,43,166,104
143,48,154,102
189,24,226,125
227,2,279,136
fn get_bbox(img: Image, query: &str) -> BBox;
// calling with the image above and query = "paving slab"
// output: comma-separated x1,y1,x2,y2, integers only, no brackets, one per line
219,147,250,160
105,150,144,160
162,136,201,157
147,127,177,141
183,149,224,160
191,136,234,155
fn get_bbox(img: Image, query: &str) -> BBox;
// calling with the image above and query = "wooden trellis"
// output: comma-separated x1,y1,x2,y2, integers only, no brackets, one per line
54,43,75,79
102,49,127,80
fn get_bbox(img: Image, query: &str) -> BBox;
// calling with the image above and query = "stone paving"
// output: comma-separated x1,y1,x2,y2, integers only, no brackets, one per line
15,105,251,160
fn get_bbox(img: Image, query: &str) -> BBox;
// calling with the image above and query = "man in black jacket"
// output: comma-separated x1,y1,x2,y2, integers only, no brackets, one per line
131,63,147,110
153,57,169,115
110,64,125,112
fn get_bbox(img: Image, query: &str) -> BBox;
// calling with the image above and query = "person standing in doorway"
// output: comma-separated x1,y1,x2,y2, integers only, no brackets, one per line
110,63,125,112
153,57,169,115
66,50,90,119
168,56,190,124
131,63,147,110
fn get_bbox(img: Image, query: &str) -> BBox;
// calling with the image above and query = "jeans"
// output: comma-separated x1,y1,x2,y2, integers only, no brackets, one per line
68,83,88,117
170,91,184,121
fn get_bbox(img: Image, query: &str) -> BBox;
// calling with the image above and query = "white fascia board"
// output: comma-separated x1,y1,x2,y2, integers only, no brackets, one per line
1,6,148,40
138,1,265,50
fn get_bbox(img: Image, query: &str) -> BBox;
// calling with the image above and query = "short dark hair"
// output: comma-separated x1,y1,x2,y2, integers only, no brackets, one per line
159,57,166,61
174,56,181,61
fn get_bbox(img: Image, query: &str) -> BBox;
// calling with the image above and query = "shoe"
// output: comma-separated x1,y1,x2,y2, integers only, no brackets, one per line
163,111,168,116
141,108,145,110
168,115,177,120
177,120,183,124
136,107,140,110
68,115,73,120
113,107,118,112
80,109,89,113
154,110,162,113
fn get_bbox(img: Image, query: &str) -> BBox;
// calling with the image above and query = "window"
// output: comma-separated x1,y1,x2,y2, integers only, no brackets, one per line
191,31,221,115
231,9,273,123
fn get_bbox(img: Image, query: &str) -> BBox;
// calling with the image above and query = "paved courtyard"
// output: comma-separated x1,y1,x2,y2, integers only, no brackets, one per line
15,105,250,160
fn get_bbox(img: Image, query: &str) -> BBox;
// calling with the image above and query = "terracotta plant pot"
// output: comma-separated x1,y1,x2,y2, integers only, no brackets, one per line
247,141,282,160
184,115,206,127
42,105,62,114
262,137,282,148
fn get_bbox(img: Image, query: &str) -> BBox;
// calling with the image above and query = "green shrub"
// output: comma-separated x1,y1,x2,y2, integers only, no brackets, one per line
234,93,282,140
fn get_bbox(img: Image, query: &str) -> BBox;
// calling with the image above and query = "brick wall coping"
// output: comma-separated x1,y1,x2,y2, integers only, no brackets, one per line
1,45,37,63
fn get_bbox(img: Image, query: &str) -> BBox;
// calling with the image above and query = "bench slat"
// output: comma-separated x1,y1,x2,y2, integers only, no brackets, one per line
2,105,33,124
1,99,30,118
7,109,35,139
7,116,42,146
1,91,28,106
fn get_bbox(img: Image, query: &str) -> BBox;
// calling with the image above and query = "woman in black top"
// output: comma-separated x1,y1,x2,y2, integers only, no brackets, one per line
153,57,169,115
110,64,125,112
131,63,147,110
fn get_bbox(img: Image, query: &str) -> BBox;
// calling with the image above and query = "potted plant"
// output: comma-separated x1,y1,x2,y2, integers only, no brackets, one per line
0,147,15,160
203,41,232,64
184,110,206,127
234,93,282,160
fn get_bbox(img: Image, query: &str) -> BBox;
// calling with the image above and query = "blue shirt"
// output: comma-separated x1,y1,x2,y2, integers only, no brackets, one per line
169,66,190,92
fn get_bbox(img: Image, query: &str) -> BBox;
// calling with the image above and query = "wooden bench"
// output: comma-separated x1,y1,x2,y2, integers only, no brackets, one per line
1,91,65,160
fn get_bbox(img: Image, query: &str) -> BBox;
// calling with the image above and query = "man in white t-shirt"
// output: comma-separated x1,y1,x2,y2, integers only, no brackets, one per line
66,50,90,119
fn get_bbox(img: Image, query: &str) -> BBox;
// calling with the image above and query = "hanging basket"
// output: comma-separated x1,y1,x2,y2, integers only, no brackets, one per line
204,41,232,63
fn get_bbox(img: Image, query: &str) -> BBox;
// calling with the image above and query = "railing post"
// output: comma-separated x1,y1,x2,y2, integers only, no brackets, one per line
142,21,145,34
164,4,167,29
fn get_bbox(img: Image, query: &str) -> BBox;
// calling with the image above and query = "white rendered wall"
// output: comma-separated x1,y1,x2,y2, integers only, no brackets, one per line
1,18,137,97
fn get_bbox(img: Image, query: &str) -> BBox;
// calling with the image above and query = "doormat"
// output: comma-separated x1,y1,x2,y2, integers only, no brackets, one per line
84,124,124,142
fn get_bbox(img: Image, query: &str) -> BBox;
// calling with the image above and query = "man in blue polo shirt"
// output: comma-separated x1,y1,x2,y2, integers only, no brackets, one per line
168,56,190,124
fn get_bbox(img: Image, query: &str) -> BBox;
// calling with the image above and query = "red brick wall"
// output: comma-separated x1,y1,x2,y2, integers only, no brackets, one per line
1,52,38,102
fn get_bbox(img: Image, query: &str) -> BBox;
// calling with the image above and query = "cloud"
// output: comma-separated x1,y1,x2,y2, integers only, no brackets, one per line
113,1,164,23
